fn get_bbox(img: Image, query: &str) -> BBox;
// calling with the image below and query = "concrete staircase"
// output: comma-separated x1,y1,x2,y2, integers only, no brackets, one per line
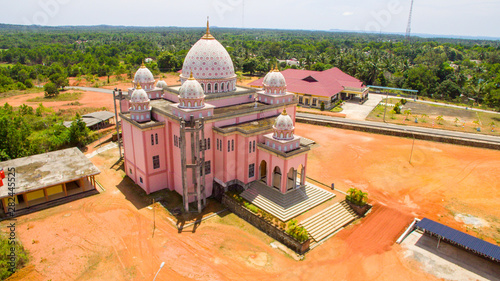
240,181,335,221
300,200,358,242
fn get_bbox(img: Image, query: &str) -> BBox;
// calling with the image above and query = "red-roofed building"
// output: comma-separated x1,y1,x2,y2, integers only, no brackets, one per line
249,68,369,109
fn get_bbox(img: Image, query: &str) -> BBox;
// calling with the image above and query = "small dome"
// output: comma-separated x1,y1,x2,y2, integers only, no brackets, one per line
179,73,205,100
274,109,294,132
130,85,150,103
134,63,155,84
263,69,286,88
156,80,168,89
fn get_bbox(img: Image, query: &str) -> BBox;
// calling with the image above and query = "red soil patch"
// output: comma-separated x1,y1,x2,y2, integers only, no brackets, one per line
339,203,413,255
0,89,114,112
295,123,500,243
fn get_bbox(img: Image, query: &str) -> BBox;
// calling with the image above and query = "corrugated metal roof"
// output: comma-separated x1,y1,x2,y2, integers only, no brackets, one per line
63,111,115,128
416,218,500,262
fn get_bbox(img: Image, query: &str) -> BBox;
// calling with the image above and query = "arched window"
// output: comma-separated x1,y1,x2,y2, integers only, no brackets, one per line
221,83,224,91
208,84,211,92
214,83,218,92
188,102,191,107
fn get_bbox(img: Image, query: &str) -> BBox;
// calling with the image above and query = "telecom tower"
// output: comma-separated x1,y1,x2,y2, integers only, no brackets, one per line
406,0,414,41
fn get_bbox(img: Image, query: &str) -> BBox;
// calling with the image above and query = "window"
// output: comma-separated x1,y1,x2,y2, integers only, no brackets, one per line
215,83,218,92
204,139,207,150
299,96,303,104
208,84,211,91
231,139,234,151
151,134,154,146
174,135,179,147
228,140,230,152
249,164,255,178
153,155,160,169
204,161,211,175
253,140,256,152
155,133,158,145
249,141,252,153
217,139,219,151
207,138,211,150
312,98,317,106
140,177,143,183
129,168,132,174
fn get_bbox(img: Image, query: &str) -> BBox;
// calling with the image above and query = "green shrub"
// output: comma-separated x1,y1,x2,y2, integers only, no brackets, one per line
0,234,29,280
286,220,309,243
346,188,368,206
320,101,325,111
393,102,401,114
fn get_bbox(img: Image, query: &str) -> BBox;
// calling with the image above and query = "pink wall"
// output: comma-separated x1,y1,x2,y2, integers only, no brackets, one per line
208,95,254,108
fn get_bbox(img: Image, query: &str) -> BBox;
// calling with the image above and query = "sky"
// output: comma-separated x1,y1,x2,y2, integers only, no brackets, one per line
1,0,499,38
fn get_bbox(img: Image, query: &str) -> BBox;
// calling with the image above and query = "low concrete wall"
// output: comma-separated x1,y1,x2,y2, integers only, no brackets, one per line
296,117,500,150
222,194,310,254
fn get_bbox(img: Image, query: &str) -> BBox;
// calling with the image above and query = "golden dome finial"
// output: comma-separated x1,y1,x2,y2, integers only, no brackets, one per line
136,83,142,90
282,107,287,115
188,71,195,80
203,17,215,40
274,62,279,72
141,61,146,68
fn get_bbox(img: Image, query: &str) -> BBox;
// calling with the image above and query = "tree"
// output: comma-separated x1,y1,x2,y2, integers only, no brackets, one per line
49,73,69,90
68,113,89,146
44,82,59,97
242,58,258,75
157,52,179,72
436,115,444,125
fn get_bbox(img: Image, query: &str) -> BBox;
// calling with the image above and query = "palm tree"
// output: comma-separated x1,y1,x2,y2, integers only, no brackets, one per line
436,115,444,125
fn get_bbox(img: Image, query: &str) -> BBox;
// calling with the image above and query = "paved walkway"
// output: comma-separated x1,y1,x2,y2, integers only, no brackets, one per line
296,112,500,144
66,86,115,94
341,94,383,120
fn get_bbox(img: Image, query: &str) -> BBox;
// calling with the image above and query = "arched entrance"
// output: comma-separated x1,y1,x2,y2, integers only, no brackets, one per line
287,167,297,191
297,164,305,186
259,160,267,183
272,166,281,190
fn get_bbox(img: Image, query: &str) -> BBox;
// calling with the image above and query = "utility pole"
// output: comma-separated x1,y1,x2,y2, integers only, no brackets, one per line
405,0,415,41
113,88,123,159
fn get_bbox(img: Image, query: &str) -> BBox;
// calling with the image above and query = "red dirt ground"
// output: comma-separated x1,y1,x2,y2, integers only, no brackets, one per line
296,123,500,243
2,99,499,280
0,89,114,112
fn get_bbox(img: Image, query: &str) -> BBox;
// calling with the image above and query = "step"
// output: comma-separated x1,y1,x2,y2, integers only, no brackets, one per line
303,208,353,235
312,215,355,241
301,203,343,226
302,205,347,231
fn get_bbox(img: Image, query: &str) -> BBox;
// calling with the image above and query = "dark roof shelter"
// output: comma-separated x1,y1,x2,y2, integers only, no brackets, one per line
63,111,115,129
416,218,500,263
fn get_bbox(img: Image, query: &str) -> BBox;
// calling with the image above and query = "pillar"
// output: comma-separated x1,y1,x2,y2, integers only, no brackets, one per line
63,182,68,196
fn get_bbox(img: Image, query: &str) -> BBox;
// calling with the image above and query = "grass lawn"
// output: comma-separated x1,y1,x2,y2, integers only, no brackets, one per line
367,100,500,136
0,87,43,99
330,106,343,113
27,91,82,102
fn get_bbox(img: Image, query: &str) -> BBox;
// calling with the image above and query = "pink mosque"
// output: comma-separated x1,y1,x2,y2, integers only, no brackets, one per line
119,22,311,212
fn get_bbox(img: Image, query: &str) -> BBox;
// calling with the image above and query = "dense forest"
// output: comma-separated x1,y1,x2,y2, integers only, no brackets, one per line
0,25,499,108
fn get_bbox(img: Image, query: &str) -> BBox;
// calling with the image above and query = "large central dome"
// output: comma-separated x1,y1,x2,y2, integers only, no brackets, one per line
180,21,237,93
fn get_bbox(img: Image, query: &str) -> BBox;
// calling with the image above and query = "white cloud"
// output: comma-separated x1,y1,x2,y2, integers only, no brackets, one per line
343,11,354,16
